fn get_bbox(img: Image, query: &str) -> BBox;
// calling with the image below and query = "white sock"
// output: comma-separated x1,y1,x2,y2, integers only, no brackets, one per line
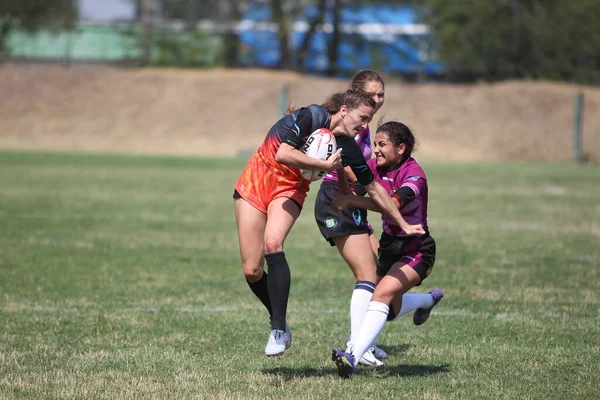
390,293,435,321
351,301,389,367
349,281,375,344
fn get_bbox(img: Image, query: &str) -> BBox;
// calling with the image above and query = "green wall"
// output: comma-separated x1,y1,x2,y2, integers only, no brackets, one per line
7,24,140,61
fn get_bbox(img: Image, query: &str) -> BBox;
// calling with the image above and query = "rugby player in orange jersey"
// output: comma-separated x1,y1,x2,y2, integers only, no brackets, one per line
233,89,425,357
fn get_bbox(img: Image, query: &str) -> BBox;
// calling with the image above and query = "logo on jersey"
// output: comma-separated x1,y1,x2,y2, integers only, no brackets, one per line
325,217,337,228
352,209,362,226
291,123,300,136
407,176,420,181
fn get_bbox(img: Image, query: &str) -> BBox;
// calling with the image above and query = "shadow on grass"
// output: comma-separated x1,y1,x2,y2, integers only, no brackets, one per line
262,363,449,381
262,367,331,381
376,343,411,355
375,363,450,378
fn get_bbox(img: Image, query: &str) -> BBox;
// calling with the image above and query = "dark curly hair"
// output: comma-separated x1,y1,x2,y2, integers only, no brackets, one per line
376,121,416,160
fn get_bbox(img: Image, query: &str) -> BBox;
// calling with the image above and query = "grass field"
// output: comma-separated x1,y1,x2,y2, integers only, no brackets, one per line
0,150,598,399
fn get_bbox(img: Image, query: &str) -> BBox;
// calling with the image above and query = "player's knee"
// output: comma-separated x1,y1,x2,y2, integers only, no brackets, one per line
372,289,395,305
264,237,284,254
352,266,378,282
243,266,264,282
350,260,377,283
242,260,264,283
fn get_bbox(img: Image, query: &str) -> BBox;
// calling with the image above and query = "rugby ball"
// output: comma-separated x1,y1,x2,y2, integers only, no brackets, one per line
299,128,337,181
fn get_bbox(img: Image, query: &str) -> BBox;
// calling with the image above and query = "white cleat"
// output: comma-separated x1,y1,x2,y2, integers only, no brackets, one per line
359,347,385,367
265,329,289,357
371,345,388,359
345,343,385,367
345,333,387,359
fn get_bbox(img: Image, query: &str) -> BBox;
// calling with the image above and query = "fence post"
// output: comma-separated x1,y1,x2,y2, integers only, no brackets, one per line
573,92,584,164
279,84,289,116
141,0,154,65
64,30,72,67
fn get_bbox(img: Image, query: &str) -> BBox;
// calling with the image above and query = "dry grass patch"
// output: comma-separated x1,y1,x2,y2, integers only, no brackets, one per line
1,65,599,163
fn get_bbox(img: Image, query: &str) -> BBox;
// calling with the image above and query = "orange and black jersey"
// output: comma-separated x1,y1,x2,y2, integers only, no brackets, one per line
258,104,374,186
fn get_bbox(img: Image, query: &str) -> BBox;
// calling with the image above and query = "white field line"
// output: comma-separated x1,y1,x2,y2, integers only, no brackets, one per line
3,305,598,321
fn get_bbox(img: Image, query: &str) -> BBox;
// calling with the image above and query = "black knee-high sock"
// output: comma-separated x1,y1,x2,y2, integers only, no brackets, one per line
265,251,290,331
246,271,272,318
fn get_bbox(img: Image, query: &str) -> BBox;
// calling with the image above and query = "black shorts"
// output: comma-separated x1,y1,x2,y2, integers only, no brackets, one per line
376,231,436,284
314,181,371,246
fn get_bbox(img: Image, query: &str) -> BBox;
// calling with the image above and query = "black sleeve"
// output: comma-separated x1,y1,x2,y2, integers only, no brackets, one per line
350,180,367,197
281,108,314,149
336,135,374,186
392,186,416,209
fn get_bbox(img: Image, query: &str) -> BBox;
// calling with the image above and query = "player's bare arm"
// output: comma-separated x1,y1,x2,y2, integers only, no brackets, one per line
335,167,353,195
364,181,424,236
276,143,342,171
332,193,380,212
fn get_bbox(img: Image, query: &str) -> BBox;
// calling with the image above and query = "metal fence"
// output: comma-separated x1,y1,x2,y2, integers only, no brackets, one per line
5,3,443,77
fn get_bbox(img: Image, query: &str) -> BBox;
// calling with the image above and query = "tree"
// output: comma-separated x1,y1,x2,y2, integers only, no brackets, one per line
325,0,341,76
135,0,246,67
0,0,77,57
270,0,292,69
296,0,327,71
216,0,243,67
140,0,154,65
417,0,600,84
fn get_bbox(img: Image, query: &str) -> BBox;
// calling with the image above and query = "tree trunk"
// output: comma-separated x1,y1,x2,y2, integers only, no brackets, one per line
271,0,290,69
219,0,241,67
327,0,341,76
141,0,153,66
297,0,327,71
